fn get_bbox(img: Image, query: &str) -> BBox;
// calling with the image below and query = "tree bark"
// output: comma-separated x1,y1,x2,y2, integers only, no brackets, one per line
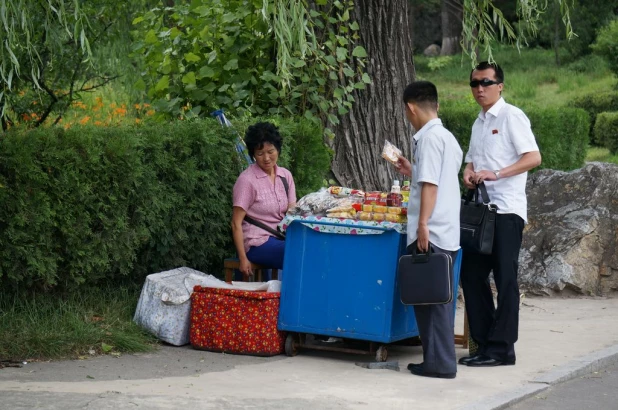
440,0,463,56
331,0,415,192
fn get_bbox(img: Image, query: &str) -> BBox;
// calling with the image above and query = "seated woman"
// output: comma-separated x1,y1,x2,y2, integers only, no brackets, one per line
231,122,297,280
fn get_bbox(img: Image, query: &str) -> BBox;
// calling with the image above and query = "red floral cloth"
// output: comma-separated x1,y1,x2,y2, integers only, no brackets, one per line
190,286,285,356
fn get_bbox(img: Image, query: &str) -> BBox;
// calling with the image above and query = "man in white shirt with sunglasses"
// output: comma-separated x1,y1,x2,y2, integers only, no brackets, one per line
459,61,542,368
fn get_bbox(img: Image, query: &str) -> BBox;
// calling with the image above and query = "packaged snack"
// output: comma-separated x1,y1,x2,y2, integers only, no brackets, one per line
327,211,356,219
372,212,386,222
328,186,366,198
385,213,407,223
382,140,402,165
362,204,373,212
357,211,372,221
373,205,387,213
387,206,404,214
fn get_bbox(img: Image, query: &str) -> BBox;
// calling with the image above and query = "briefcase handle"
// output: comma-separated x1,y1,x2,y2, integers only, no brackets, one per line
405,241,435,263
463,182,491,205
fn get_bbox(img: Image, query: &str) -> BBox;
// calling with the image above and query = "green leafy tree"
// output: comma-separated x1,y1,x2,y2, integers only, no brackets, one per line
591,18,618,79
0,0,156,131
132,0,368,137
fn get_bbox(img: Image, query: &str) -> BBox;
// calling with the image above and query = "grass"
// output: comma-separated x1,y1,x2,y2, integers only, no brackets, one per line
414,46,617,109
0,285,157,361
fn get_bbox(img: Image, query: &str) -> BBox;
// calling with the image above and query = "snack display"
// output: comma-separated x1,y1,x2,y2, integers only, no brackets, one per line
288,183,407,225
381,140,402,165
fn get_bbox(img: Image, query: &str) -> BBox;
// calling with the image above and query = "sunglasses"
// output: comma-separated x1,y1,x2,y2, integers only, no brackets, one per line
469,79,500,88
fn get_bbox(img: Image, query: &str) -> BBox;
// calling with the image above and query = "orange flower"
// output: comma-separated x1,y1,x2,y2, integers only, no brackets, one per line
79,116,91,125
135,118,142,124
146,110,155,116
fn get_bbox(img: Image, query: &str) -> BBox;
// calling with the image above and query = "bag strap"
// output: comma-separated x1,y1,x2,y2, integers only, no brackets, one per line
244,215,286,240
464,182,491,204
242,175,289,240
279,175,289,197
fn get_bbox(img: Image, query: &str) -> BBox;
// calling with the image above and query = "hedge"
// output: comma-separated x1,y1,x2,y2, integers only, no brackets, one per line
0,117,329,290
572,91,618,145
440,102,589,172
595,111,618,154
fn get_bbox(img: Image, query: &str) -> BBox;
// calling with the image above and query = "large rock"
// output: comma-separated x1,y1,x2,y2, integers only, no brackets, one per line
519,162,618,296
423,44,441,57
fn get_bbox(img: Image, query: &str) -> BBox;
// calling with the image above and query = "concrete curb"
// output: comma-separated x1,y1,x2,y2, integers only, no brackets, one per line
456,343,618,410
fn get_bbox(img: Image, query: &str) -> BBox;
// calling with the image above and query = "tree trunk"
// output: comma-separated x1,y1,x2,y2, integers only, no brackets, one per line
440,0,463,56
331,0,415,192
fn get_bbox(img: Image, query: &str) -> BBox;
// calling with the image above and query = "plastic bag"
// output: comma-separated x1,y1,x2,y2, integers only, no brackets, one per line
382,140,402,165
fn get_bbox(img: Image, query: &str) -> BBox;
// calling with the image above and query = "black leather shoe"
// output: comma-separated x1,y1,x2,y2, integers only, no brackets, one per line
458,354,483,365
407,362,423,372
466,354,515,367
408,363,456,379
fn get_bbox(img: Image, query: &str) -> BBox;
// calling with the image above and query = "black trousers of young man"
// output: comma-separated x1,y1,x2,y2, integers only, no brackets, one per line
460,213,525,364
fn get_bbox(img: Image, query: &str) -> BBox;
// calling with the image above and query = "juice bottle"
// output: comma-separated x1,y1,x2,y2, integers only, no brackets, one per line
401,179,410,208
387,180,403,207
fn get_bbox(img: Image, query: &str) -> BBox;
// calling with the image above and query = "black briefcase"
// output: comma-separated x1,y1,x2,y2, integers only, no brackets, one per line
460,182,498,255
397,244,453,305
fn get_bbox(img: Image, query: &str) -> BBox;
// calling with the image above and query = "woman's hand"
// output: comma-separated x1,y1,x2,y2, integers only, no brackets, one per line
239,257,253,279
396,154,412,177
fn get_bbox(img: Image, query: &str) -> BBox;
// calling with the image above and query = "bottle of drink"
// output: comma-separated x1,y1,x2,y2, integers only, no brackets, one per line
401,179,410,208
387,180,403,207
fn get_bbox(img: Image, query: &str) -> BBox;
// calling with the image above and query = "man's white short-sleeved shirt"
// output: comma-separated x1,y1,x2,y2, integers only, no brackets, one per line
407,118,463,251
465,98,539,222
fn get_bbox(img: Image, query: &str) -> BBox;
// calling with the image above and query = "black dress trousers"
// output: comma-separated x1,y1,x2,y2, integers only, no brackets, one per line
460,213,524,363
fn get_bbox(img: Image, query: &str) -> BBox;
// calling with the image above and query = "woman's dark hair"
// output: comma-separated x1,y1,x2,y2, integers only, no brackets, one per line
402,81,439,111
244,122,283,160
470,61,504,84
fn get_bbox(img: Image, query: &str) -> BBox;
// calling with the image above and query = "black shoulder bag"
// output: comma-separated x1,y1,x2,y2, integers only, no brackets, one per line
460,182,498,255
243,176,288,240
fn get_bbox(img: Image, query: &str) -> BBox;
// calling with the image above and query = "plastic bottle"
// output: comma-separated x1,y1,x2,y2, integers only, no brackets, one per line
401,180,410,208
387,180,403,207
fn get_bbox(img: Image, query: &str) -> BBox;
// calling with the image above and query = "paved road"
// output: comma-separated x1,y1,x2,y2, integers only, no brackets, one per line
507,361,618,410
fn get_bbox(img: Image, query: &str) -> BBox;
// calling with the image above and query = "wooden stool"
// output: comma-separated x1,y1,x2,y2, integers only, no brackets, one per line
223,258,279,282
454,310,469,348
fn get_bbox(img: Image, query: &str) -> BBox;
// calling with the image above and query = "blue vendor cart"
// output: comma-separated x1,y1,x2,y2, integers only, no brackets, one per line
277,217,462,361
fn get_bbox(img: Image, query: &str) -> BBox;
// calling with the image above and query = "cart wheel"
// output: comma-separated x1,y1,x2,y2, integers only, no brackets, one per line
285,333,299,357
375,345,388,362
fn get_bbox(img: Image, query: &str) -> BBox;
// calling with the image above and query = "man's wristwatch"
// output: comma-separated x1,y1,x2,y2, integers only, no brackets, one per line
493,170,501,180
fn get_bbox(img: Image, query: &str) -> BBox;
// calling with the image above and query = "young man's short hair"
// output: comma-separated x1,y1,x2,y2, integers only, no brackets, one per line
470,61,504,84
403,81,438,111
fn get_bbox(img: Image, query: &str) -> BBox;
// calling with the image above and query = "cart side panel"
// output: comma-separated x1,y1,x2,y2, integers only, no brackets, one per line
278,220,419,343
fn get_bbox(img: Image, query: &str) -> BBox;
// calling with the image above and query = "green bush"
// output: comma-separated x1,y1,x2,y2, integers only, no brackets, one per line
572,92,618,145
594,112,618,154
440,103,589,172
0,117,330,290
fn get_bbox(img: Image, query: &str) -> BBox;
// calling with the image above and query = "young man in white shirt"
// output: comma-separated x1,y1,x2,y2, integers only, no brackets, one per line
396,81,463,379
459,62,542,367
